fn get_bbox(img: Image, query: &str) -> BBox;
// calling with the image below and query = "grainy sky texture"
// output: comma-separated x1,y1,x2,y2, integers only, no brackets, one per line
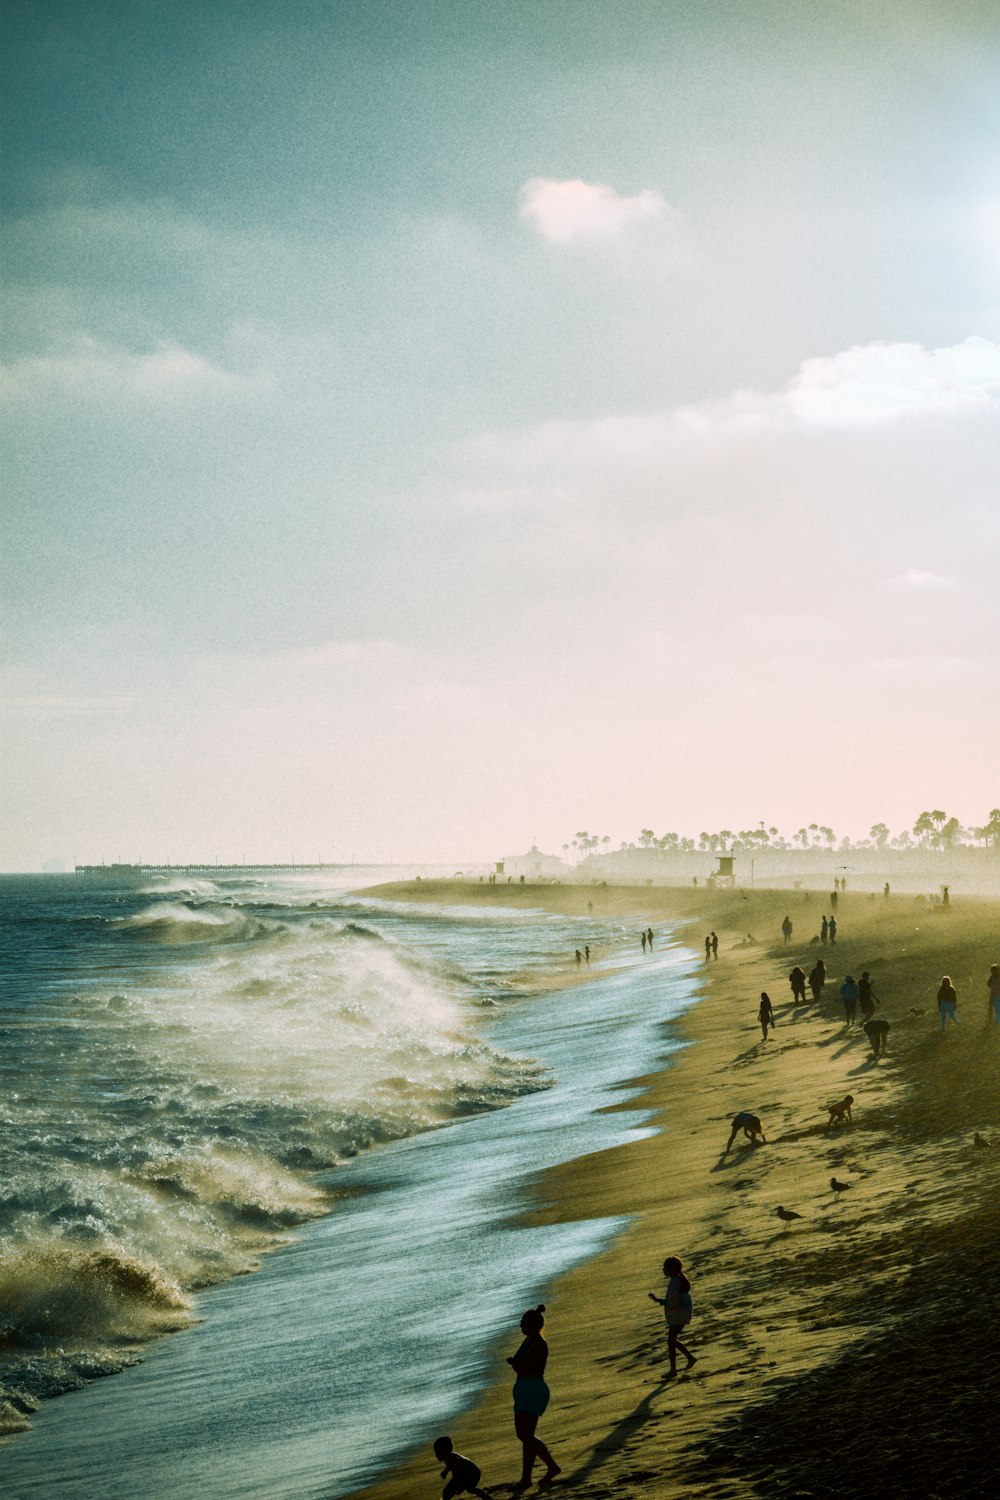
2,0,999,868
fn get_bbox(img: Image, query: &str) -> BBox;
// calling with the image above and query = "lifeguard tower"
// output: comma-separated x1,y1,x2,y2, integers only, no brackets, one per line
711,853,736,888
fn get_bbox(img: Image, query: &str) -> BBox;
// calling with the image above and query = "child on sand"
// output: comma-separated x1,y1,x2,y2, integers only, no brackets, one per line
649,1256,696,1376
432,1436,491,1499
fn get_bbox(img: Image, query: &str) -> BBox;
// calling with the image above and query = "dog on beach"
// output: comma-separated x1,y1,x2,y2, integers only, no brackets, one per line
825,1094,854,1126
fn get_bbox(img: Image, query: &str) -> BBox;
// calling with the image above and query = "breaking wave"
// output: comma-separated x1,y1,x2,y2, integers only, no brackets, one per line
1,889,549,1428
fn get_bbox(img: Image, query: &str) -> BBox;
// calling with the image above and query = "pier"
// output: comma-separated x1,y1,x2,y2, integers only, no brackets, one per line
75,862,350,880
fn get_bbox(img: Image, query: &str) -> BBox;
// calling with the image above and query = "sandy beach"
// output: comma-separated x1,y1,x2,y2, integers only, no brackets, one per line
357,881,999,1500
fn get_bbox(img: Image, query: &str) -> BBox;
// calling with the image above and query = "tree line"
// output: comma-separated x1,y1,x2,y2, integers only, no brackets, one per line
561,810,1000,861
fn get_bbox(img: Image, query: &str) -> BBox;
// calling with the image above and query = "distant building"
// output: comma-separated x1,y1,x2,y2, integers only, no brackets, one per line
501,845,566,881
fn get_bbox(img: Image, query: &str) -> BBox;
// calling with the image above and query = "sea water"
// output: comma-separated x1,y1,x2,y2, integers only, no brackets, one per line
0,874,700,1497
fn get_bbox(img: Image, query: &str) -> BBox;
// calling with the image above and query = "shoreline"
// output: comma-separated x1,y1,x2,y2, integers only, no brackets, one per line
356,881,999,1500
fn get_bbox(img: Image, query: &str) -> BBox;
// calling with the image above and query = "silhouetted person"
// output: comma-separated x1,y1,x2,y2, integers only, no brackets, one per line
828,915,837,943
506,1305,560,1488
826,1094,854,1126
858,971,879,1020
884,882,890,898
821,916,829,944
808,959,826,1002
648,1255,696,1376
433,1437,491,1500
647,927,654,950
863,1017,890,1057
781,915,793,944
704,934,711,961
519,874,525,884
726,1112,765,1151
830,888,838,910
788,966,807,1005
758,992,776,1040
710,931,718,959
642,931,648,953
840,974,859,1026
584,945,590,966
575,949,582,968
937,975,959,1030
988,965,1000,1025
942,885,950,906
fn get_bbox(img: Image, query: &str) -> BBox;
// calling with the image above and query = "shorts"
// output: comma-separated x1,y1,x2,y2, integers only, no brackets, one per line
512,1376,550,1417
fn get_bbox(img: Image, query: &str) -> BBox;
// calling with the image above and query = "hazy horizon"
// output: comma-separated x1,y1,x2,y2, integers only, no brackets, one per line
3,1,999,872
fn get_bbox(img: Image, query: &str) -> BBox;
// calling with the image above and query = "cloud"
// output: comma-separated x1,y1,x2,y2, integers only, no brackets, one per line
884,568,963,590
450,338,1000,502
679,338,1000,432
0,336,245,405
519,177,668,242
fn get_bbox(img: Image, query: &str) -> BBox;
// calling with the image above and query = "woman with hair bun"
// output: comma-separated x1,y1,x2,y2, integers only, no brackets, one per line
506,1304,561,1489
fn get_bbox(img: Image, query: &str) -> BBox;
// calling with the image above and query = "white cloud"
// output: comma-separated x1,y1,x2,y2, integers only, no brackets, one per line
679,337,1000,432
519,177,668,242
884,568,963,590
0,336,244,405
451,338,1000,500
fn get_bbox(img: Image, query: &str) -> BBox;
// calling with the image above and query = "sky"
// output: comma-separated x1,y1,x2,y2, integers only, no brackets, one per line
2,0,999,870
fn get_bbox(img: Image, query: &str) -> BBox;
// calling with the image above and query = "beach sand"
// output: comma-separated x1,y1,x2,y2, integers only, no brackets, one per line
357,882,998,1500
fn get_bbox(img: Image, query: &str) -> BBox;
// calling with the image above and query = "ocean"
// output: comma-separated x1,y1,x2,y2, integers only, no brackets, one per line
0,872,700,1497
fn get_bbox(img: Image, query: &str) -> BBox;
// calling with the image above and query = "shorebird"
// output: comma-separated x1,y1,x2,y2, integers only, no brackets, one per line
775,1205,803,1228
830,1176,851,1196
973,1132,991,1150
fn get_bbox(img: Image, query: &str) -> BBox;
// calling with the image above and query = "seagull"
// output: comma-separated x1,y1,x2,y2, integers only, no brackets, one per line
830,1177,851,1196
776,1205,804,1227
973,1132,991,1150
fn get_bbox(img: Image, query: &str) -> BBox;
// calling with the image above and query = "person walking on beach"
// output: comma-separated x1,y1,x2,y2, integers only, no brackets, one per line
433,1437,492,1499
575,949,582,968
840,975,859,1027
858,971,879,1020
647,927,654,950
704,934,712,961
987,964,1000,1025
584,945,590,965
648,1256,696,1376
506,1305,560,1489
937,975,959,1030
788,966,807,1005
710,931,718,959
829,915,837,944
808,959,826,1003
758,992,776,1040
642,931,648,953
821,916,829,944
781,914,793,945
725,1111,765,1151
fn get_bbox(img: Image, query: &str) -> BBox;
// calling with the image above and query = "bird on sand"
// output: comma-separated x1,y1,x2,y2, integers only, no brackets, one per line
973,1132,991,1150
776,1205,804,1227
830,1177,851,1196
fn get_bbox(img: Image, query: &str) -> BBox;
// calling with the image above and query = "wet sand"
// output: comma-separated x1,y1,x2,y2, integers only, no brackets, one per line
357,882,999,1500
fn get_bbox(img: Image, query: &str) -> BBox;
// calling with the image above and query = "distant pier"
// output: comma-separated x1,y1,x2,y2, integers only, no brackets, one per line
75,862,350,880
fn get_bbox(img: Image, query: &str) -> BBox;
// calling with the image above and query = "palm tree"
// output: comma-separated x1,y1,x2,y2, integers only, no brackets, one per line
794,828,809,849
869,822,890,848
913,811,935,848
638,828,655,848
987,809,1000,851
929,810,948,849
939,817,962,849
821,826,836,850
